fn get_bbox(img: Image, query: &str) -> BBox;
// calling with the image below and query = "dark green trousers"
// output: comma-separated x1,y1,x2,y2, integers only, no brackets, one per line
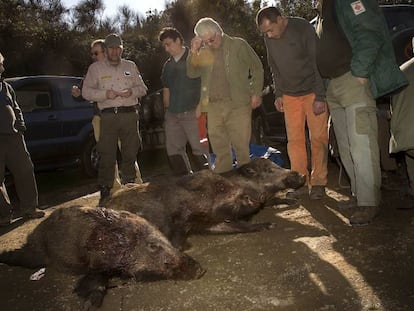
98,111,139,187
0,133,38,212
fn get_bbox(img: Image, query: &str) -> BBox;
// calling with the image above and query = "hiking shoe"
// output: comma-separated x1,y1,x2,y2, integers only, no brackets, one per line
22,209,45,219
286,186,309,199
309,185,326,200
349,206,379,226
337,197,357,209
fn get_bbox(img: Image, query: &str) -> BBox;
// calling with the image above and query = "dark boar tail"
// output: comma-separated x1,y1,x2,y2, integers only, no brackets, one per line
0,247,46,268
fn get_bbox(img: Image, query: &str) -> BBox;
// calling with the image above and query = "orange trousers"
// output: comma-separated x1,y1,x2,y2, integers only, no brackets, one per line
283,93,329,186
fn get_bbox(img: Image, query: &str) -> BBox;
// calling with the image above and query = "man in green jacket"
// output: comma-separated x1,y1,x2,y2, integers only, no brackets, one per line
187,17,264,173
315,0,408,226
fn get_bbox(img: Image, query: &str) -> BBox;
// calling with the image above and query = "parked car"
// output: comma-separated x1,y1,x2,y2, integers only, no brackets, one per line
253,4,414,145
381,4,414,65
5,75,98,177
5,75,164,178
138,88,165,150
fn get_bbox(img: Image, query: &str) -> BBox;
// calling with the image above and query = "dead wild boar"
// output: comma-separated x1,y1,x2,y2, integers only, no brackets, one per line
107,169,274,250
0,206,205,310
221,158,306,207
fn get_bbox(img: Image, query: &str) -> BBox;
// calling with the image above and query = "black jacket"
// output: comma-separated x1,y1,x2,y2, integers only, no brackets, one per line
0,80,26,134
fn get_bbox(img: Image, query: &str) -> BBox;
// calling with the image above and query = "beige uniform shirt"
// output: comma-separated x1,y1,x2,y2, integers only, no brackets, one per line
82,58,148,110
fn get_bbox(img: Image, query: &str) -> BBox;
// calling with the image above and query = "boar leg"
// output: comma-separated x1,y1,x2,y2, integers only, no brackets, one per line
170,231,192,251
264,196,299,207
74,272,110,310
205,221,275,234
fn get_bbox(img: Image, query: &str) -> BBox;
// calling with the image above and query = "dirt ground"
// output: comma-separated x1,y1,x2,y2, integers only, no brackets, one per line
1,150,414,311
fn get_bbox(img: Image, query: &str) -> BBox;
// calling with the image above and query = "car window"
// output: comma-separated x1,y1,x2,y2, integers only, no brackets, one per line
382,6,414,34
57,78,92,109
14,82,52,112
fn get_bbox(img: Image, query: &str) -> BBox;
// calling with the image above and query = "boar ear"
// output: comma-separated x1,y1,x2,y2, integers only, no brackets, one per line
240,166,257,178
176,174,204,191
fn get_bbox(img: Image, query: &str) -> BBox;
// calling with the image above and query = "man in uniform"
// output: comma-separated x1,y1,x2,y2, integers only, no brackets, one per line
82,34,148,206
72,39,143,192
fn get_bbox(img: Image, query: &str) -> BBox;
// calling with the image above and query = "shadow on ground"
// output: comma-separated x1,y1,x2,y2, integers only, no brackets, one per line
1,149,414,311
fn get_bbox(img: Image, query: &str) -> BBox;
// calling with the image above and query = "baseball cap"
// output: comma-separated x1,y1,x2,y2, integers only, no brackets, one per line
105,33,123,48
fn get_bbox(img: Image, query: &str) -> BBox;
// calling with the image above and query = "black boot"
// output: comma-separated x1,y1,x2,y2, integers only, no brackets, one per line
168,154,191,176
192,154,209,171
0,209,11,226
98,186,111,207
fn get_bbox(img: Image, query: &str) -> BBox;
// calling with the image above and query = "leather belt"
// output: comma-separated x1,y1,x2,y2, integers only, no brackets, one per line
101,106,136,114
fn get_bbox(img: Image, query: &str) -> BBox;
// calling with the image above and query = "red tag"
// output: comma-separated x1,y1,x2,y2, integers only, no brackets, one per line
351,1,366,16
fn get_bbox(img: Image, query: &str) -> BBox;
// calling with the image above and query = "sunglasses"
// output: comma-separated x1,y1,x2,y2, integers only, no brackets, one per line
91,51,104,56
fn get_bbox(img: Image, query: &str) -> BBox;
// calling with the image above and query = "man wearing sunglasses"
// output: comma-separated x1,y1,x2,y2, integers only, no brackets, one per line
187,17,264,173
72,39,107,143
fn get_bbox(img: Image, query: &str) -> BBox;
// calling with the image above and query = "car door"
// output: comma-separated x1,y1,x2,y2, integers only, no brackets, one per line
53,77,94,156
10,78,64,161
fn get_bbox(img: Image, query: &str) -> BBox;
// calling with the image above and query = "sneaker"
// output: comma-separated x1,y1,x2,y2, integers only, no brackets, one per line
286,186,309,199
309,185,326,200
22,209,45,219
337,197,357,209
349,206,379,226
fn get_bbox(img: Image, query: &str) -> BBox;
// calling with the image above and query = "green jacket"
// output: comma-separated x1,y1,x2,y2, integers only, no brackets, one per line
187,34,264,112
335,0,408,98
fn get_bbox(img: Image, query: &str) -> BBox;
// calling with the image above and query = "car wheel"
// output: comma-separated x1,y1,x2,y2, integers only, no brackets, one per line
251,116,265,145
81,137,99,178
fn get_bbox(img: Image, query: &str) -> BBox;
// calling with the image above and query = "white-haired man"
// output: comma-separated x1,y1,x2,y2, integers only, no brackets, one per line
187,18,264,173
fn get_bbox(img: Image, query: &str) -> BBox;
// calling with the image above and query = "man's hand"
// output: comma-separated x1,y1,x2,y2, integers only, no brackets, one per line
195,104,202,118
71,85,81,98
190,37,203,54
356,77,368,85
313,100,327,116
117,89,132,98
106,90,118,99
274,97,284,112
251,95,262,109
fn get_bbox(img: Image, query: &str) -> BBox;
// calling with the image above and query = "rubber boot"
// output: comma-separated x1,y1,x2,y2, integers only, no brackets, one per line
168,154,191,176
98,185,111,207
192,154,209,171
0,183,12,226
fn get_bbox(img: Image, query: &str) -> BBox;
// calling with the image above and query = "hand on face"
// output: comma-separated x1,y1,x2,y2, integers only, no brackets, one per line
190,37,203,54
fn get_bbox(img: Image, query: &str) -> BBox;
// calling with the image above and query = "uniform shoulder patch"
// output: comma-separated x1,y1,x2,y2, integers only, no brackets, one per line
350,1,366,16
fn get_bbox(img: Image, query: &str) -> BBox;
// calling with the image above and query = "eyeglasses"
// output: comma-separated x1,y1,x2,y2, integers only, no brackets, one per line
203,33,217,45
91,51,104,56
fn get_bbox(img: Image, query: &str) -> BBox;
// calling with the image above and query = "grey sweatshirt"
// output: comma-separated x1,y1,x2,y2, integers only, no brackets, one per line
264,17,326,101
